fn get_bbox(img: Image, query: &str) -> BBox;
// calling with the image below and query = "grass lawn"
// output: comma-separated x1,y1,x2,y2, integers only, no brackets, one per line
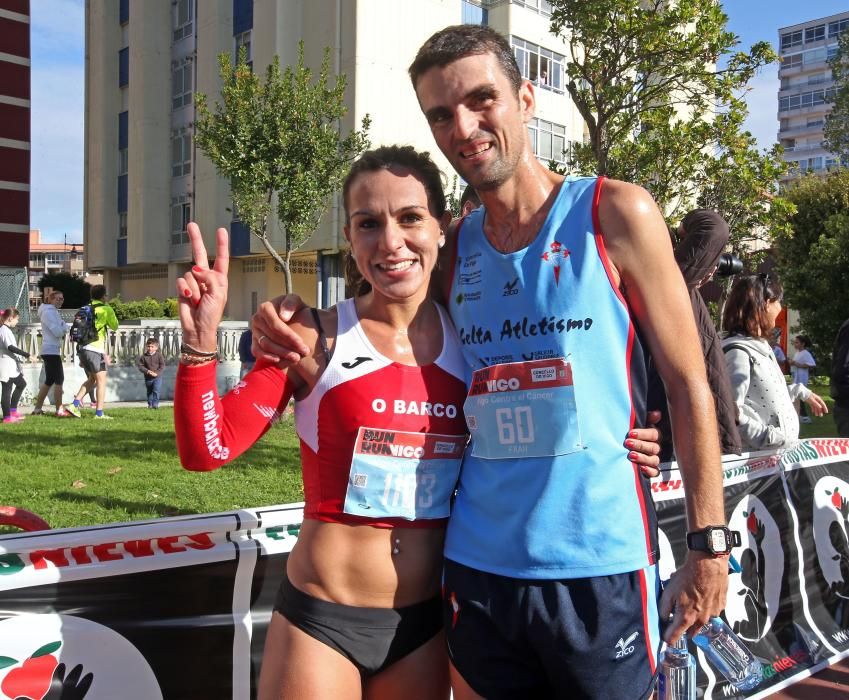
0,407,303,531
0,393,843,533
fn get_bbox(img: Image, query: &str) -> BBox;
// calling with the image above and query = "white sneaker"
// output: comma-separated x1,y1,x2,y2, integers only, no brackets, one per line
94,414,114,420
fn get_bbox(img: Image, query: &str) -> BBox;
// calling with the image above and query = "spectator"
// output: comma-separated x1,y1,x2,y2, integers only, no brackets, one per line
0,308,33,423
831,318,849,438
647,209,742,459
721,275,827,450
238,328,255,379
458,184,480,218
770,328,789,375
790,334,816,423
71,285,119,419
32,290,77,417
138,338,165,409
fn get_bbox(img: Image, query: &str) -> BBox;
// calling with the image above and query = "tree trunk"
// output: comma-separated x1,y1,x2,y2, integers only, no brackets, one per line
283,249,293,295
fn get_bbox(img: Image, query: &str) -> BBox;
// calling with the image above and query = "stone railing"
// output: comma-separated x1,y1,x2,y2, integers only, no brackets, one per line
14,320,249,366
11,320,249,404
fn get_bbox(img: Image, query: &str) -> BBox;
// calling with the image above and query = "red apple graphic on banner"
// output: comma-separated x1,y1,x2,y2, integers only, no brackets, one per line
746,509,758,534
0,642,60,700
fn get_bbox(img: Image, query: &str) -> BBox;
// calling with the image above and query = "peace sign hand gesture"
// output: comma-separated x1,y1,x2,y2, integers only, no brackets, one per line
176,222,230,352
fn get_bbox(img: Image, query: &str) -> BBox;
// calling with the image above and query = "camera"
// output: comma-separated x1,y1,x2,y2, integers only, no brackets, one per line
715,253,743,277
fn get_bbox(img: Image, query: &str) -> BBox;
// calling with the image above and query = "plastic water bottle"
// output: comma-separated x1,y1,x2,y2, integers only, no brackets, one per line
658,634,696,700
692,617,763,691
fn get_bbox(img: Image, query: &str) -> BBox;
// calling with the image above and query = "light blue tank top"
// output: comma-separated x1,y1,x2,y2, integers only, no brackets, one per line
446,176,657,579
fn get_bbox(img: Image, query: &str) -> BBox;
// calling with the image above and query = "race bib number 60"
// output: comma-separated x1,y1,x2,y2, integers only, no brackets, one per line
464,358,583,459
343,429,466,520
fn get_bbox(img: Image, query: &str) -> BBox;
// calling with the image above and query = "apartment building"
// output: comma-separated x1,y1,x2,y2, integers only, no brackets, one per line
85,0,585,319
777,10,849,180
26,229,89,310
0,0,30,267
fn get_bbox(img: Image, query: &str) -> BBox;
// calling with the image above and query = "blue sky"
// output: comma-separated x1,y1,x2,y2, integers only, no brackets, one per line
29,1,849,243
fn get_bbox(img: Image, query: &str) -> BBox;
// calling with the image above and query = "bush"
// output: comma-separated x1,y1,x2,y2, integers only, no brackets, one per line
108,296,179,320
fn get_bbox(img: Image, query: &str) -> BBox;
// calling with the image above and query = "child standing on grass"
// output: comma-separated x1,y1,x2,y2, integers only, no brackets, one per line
0,308,33,423
138,338,165,409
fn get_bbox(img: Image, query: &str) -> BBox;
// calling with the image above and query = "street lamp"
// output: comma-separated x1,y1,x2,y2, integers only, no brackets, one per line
64,233,78,262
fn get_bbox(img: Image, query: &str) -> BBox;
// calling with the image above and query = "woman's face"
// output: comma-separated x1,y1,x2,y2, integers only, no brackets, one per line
5,315,18,328
793,336,803,351
344,166,448,304
765,298,782,330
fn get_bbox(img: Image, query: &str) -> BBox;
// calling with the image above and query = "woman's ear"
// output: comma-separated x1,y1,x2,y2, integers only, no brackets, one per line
343,225,351,244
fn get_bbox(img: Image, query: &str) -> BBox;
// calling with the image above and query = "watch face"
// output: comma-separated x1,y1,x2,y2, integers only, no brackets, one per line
709,529,728,553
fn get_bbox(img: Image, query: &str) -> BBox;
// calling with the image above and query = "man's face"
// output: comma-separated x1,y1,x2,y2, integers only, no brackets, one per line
415,52,534,191
147,343,158,353
52,294,64,308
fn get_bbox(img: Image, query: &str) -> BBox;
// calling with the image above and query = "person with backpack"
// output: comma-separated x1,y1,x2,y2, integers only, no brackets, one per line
721,275,827,451
69,285,119,419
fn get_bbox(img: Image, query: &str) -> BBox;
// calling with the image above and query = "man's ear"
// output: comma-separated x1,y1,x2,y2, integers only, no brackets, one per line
519,79,536,124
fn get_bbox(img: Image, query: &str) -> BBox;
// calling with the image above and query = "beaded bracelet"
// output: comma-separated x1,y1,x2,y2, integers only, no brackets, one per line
180,342,218,357
180,352,217,366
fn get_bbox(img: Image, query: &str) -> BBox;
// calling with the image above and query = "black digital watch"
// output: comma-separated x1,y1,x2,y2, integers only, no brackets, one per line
686,526,741,556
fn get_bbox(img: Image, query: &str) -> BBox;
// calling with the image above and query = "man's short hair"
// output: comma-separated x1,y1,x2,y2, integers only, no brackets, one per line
146,338,158,345
409,25,522,93
460,184,480,211
90,284,107,301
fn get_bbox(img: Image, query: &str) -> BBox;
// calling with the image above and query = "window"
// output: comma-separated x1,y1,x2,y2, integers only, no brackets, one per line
828,45,839,60
30,254,44,267
807,119,824,128
173,0,193,41
804,47,827,64
119,0,129,25
512,0,552,16
781,31,802,50
829,19,849,38
779,88,834,112
512,37,565,93
171,131,192,177
119,212,128,239
461,0,488,25
172,60,192,109
46,254,64,265
783,53,802,68
527,118,569,164
118,148,128,176
118,47,129,87
805,24,825,43
234,30,252,65
171,198,191,245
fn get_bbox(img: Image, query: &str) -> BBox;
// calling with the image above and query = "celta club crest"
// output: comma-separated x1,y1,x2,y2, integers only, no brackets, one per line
725,496,784,642
540,241,570,286
813,478,849,609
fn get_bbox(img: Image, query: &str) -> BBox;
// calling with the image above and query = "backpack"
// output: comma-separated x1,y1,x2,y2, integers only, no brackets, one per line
70,304,99,346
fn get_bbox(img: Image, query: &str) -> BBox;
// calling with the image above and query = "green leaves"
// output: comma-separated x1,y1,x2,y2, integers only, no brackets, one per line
195,42,370,293
548,0,787,249
774,170,849,359
824,31,849,163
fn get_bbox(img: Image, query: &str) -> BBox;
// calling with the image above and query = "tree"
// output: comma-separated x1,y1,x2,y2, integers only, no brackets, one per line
824,30,849,163
37,272,91,309
773,169,849,360
548,0,789,246
195,43,371,293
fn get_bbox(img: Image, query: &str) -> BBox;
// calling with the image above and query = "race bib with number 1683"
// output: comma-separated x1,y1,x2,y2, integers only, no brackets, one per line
343,428,467,521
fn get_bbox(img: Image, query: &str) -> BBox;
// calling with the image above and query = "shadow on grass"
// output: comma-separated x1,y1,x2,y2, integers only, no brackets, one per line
51,490,195,519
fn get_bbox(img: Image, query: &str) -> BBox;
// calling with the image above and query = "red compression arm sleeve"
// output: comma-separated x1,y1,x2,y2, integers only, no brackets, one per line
174,360,295,471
